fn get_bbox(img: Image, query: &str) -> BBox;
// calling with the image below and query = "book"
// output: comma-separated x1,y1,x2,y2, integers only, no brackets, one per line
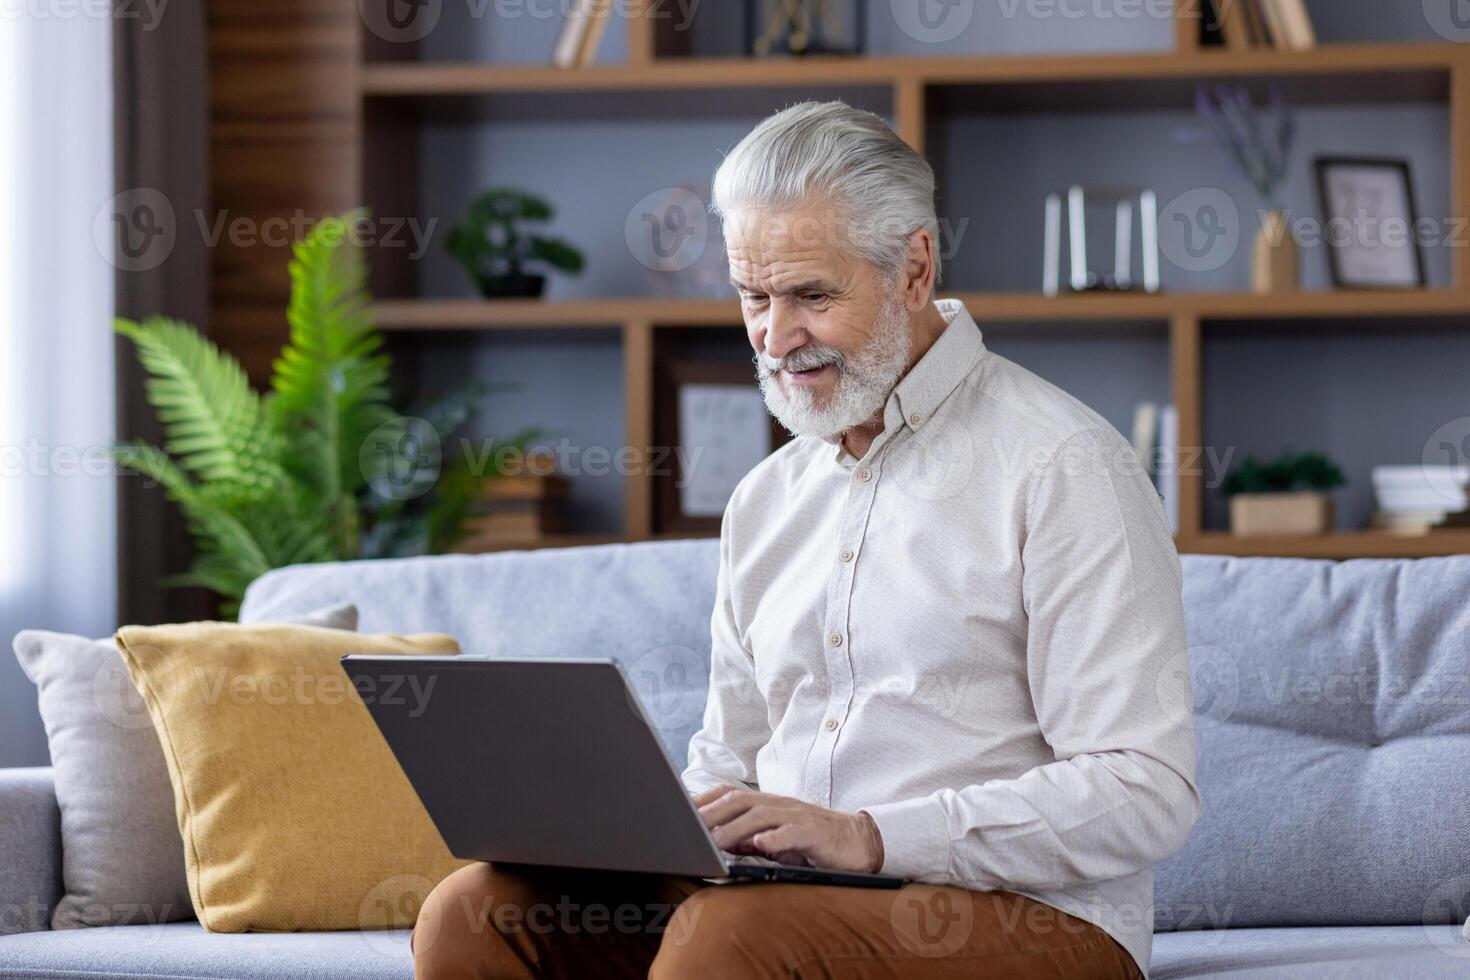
1271,0,1317,50
1214,0,1252,49
576,0,613,68
1159,405,1180,536
1243,0,1272,46
552,0,595,68
1256,0,1288,48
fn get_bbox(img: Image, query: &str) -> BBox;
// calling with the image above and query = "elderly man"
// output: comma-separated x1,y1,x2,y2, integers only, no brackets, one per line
415,100,1198,979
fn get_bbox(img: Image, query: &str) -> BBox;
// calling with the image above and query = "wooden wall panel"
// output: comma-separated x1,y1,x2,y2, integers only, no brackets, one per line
209,0,363,381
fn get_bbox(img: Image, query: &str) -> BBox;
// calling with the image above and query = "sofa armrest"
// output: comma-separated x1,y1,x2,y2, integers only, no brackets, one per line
0,768,61,934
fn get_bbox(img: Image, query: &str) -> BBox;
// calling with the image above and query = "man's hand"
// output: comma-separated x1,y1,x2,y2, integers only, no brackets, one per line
694,787,885,873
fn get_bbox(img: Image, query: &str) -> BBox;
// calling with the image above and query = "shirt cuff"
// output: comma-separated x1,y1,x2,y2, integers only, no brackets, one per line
861,796,950,880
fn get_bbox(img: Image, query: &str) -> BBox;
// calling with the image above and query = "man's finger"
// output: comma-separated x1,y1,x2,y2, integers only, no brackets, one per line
750,824,812,859
697,788,767,827
692,785,739,808
709,804,793,851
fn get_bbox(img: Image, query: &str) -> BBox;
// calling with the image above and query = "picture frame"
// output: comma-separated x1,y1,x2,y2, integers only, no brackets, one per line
653,360,788,534
1314,157,1427,290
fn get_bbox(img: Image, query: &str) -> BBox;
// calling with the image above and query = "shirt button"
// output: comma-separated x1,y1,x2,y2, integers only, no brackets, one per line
857,468,872,482
828,632,843,647
910,413,922,425
839,549,854,562
823,718,838,731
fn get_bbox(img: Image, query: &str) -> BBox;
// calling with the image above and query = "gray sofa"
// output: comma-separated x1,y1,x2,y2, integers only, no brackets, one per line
2,540,1467,978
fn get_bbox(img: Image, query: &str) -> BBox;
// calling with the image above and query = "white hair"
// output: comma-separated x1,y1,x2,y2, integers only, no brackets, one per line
711,100,941,285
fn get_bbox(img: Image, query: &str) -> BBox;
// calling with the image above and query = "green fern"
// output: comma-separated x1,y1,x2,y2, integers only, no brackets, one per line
114,211,491,614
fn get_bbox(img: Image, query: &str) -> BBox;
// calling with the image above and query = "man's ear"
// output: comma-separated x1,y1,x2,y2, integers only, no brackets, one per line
900,228,937,311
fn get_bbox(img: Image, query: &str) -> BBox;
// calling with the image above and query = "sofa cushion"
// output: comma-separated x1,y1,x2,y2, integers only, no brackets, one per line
114,623,463,932
239,540,723,760
0,922,410,979
1157,555,1470,930
12,604,357,930
1151,924,1469,978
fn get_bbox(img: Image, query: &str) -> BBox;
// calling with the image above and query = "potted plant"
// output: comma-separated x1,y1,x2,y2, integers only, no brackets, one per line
445,189,585,298
1184,83,1298,294
1223,451,1346,537
114,211,537,614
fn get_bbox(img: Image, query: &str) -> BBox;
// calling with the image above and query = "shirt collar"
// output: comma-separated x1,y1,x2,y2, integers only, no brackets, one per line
823,298,987,461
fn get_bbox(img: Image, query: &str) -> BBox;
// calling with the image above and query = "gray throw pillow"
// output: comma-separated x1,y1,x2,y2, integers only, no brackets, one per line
13,603,358,929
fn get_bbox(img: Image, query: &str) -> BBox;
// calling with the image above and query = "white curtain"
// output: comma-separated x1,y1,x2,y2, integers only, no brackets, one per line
0,12,118,766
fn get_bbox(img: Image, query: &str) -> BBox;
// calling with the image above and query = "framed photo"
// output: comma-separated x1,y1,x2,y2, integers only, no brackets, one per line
653,361,788,534
1314,157,1427,290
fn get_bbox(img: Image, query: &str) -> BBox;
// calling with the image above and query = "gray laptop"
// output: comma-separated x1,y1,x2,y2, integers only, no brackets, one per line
342,655,903,889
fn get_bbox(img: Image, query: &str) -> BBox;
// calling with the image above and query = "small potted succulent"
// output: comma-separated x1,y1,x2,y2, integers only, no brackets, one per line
445,189,585,299
1224,451,1346,537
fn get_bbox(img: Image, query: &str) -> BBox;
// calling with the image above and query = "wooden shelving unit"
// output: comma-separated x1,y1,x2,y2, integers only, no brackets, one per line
331,1,1470,558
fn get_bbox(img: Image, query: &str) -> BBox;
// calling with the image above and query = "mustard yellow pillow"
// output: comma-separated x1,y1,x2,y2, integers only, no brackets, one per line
115,621,466,932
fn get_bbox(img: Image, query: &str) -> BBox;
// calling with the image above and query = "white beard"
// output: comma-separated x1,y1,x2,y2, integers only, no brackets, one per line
756,295,912,441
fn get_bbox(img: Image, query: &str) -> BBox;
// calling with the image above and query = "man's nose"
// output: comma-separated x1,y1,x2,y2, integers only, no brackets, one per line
763,301,807,361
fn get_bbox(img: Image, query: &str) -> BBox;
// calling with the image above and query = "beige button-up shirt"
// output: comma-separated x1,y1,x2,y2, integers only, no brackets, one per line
683,298,1200,976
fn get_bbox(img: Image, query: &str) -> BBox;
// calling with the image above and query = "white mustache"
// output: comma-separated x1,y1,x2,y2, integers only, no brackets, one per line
759,346,846,374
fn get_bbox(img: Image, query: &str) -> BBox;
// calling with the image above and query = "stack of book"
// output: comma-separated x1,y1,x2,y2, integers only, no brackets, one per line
551,0,613,68
1369,465,1470,535
456,453,571,551
1204,0,1316,51
1132,402,1181,536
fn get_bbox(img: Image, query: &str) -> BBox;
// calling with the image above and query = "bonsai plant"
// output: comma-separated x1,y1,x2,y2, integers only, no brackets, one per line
1223,451,1345,537
445,189,585,298
1180,83,1298,293
114,211,535,614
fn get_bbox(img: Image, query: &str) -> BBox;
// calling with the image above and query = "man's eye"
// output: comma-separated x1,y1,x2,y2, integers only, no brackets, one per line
801,293,828,304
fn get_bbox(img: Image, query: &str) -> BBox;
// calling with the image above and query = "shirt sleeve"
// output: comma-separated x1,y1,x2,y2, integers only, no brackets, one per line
681,502,770,797
863,427,1201,889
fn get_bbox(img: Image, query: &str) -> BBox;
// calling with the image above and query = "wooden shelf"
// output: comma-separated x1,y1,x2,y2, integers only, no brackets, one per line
362,43,1463,102
373,290,1469,331
1181,531,1470,559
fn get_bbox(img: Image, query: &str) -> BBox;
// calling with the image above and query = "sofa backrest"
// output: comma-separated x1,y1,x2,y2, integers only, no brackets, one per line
1155,554,1470,932
242,545,1470,931
240,540,722,759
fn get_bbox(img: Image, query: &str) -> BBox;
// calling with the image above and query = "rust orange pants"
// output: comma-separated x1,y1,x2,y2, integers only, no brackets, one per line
413,863,1142,979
